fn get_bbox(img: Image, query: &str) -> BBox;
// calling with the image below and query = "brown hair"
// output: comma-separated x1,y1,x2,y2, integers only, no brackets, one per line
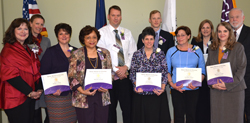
175,26,191,40
149,10,161,18
54,23,72,38
210,22,236,50
79,25,100,45
108,5,121,15
3,18,32,45
30,14,45,23
193,19,215,43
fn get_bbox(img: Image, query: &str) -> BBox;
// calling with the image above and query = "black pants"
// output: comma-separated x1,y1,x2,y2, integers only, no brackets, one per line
245,88,250,123
108,77,133,123
33,107,49,123
171,89,199,123
4,98,35,123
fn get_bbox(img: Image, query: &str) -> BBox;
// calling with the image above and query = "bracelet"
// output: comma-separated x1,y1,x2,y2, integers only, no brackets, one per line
27,92,32,97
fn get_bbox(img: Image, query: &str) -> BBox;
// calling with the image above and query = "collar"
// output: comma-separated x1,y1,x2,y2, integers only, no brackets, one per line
108,24,121,33
156,29,161,34
234,24,243,36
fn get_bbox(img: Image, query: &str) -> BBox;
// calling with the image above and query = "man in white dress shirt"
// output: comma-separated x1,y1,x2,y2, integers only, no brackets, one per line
229,8,250,123
97,5,137,123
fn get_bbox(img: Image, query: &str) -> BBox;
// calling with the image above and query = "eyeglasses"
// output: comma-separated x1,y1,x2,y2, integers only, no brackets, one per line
176,34,187,38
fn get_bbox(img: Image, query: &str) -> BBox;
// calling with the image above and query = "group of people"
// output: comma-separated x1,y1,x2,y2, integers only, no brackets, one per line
0,4,250,123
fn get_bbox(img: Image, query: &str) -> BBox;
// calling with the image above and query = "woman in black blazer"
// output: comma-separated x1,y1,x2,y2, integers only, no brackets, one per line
191,19,215,123
40,23,77,123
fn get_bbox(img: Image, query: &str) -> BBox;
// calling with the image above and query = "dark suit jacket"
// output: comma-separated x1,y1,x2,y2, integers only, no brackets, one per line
191,38,213,54
40,43,77,95
137,29,174,55
206,42,247,92
237,25,250,88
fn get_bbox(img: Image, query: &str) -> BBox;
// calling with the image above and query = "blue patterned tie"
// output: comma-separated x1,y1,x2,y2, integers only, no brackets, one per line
154,32,159,49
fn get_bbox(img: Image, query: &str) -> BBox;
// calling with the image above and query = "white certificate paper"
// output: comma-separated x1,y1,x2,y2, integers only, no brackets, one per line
176,68,202,87
206,62,233,85
136,73,161,91
41,72,70,95
84,69,112,89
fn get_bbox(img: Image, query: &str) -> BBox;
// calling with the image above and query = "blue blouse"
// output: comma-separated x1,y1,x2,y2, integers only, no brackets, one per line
166,45,206,90
130,47,168,95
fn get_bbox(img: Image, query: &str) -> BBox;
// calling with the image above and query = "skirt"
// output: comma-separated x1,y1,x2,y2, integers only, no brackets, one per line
132,91,171,123
45,93,77,123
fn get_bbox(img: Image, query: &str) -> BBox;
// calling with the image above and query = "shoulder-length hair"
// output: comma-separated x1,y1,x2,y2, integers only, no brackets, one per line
3,18,32,45
193,19,215,43
210,22,236,50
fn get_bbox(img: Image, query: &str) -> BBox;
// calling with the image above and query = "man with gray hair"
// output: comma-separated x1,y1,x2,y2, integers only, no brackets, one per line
229,8,250,123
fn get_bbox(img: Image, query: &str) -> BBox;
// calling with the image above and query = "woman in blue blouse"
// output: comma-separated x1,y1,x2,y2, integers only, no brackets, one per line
130,27,171,123
166,26,206,123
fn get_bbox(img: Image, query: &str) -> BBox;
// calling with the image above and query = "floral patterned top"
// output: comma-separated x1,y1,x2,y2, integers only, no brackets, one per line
129,47,168,95
68,46,112,108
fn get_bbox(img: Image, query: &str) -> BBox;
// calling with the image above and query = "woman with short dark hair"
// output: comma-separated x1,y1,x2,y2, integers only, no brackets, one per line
40,23,77,123
130,27,171,123
68,25,112,123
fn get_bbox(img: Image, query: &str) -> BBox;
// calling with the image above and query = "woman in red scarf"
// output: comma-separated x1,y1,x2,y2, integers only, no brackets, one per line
0,18,42,123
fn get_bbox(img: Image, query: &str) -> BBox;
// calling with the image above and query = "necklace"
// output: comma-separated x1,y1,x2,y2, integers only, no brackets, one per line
88,56,98,69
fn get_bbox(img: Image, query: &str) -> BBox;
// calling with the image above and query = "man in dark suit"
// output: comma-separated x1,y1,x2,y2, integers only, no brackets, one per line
137,10,174,54
229,8,250,123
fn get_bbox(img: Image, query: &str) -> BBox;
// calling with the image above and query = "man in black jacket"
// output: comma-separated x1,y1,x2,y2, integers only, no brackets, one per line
137,10,174,55
229,8,250,123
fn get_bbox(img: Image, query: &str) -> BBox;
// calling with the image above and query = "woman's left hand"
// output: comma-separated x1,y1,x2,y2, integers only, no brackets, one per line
187,83,197,90
153,88,164,96
98,87,108,92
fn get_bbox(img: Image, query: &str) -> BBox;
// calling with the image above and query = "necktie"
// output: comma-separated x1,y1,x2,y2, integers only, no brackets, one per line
114,30,125,66
234,31,237,38
154,32,159,49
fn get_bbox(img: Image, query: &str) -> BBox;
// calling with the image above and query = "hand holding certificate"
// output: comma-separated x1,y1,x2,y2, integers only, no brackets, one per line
41,72,70,95
206,62,233,85
176,68,202,87
136,73,161,91
84,69,112,90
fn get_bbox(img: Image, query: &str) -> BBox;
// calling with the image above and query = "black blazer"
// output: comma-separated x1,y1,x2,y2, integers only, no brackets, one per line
137,29,174,55
237,25,250,87
40,43,77,95
191,38,212,54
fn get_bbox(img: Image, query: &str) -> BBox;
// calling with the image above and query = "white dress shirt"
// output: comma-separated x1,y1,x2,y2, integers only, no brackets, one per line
97,24,137,72
234,24,243,41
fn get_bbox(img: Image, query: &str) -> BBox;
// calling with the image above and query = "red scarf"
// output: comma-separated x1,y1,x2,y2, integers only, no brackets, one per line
32,34,43,55
0,42,41,109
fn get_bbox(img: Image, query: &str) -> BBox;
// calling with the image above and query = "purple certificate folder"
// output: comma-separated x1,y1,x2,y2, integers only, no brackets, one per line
84,69,112,90
206,62,233,85
85,83,112,90
176,80,201,87
136,85,161,91
207,77,234,85
41,72,71,95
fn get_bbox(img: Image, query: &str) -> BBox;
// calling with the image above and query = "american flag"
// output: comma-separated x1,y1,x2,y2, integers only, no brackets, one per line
221,0,237,22
23,0,48,37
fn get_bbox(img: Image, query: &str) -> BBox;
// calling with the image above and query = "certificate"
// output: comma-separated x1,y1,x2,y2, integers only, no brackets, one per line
176,68,202,87
84,69,112,90
206,62,233,85
136,73,161,91
41,72,70,95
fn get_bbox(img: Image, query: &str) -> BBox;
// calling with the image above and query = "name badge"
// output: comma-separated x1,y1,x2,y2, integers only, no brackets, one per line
112,44,120,53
